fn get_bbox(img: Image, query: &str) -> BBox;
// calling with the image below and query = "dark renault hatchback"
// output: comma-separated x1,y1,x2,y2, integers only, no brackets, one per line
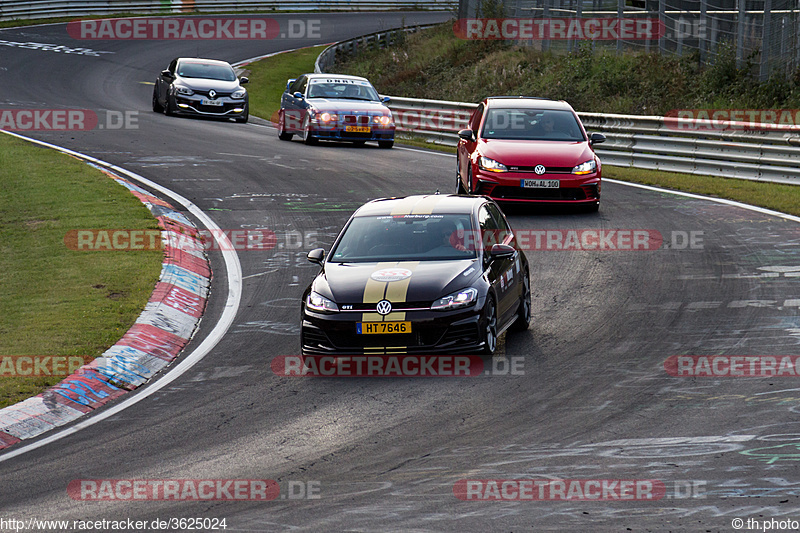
152,57,249,123
301,194,531,357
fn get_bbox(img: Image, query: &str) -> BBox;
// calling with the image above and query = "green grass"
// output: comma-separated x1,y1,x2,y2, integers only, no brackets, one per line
0,134,162,408
243,45,328,124
335,23,800,116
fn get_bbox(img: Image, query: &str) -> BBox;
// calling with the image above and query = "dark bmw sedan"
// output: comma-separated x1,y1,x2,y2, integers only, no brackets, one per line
301,194,531,356
152,58,249,123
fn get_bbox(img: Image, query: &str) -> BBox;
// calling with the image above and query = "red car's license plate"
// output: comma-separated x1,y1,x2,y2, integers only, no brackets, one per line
521,179,559,188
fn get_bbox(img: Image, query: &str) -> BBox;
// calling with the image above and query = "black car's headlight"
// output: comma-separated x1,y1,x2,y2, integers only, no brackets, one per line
232,89,247,99
479,156,507,173
431,287,478,311
306,291,339,313
572,159,597,175
175,85,194,96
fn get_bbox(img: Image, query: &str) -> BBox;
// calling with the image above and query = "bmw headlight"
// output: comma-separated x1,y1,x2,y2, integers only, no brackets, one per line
431,287,478,311
479,156,507,173
307,291,339,313
175,85,194,96
317,112,338,122
372,114,393,125
572,159,597,175
232,89,247,99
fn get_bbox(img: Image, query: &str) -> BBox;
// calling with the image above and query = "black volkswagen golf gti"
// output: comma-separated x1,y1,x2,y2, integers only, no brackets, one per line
301,194,531,356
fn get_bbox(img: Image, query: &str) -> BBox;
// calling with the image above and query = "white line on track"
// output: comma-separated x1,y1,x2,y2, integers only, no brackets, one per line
0,130,243,463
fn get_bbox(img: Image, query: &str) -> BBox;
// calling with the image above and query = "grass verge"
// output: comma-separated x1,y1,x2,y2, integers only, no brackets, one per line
244,45,328,124
0,133,162,408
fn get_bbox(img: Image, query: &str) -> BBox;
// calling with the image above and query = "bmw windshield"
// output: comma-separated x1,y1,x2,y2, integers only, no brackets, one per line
329,214,477,262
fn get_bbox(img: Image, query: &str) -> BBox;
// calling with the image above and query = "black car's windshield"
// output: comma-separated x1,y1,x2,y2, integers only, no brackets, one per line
307,80,380,101
329,214,477,262
178,62,236,81
482,108,585,141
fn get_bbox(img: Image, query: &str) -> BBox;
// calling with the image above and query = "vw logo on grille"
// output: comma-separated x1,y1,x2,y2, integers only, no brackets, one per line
534,164,546,175
376,300,392,315
208,89,216,99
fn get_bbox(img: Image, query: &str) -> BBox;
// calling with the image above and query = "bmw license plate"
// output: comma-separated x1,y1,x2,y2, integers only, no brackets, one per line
521,179,559,188
346,126,371,133
357,322,411,334
201,99,223,106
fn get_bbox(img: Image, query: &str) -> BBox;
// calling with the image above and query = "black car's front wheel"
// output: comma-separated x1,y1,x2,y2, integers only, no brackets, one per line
164,94,176,116
480,296,498,356
151,87,163,113
511,270,531,331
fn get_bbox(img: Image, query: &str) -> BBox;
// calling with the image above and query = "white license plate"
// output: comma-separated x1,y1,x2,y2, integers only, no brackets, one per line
201,99,223,106
521,179,559,188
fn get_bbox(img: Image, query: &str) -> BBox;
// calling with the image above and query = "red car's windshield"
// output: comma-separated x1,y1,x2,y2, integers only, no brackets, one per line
482,108,585,142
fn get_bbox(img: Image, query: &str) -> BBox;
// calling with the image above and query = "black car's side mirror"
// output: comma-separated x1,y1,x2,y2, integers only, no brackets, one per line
307,248,325,265
489,243,515,259
458,129,475,142
161,70,173,78
590,132,606,145
239,77,249,85
293,92,304,99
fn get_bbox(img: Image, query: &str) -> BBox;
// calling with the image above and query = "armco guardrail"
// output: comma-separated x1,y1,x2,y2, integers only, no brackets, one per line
0,0,455,22
315,32,800,186
384,97,800,186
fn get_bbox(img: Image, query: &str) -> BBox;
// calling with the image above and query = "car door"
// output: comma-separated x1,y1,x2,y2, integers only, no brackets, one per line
478,203,517,325
483,203,520,325
459,102,484,190
281,75,307,132
157,58,178,106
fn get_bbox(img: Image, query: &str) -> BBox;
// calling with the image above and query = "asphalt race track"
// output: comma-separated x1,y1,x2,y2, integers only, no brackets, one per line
2,12,800,531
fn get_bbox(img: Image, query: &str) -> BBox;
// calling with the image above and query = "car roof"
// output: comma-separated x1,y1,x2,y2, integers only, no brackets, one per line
353,195,486,217
484,96,573,110
305,73,371,83
176,58,233,67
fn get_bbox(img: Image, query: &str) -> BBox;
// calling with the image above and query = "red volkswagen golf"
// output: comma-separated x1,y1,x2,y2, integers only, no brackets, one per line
457,97,605,211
